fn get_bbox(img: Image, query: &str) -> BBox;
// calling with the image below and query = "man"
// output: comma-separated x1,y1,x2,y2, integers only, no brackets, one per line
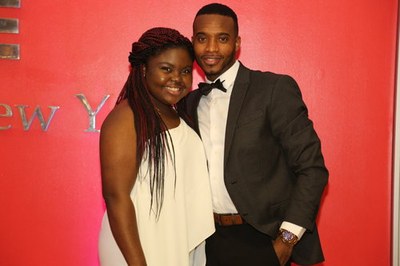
179,3,329,266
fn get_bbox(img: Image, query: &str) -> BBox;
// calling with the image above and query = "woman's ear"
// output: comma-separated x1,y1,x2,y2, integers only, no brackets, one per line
142,65,146,78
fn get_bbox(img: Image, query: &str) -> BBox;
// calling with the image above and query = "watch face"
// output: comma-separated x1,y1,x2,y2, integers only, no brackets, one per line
282,230,294,241
280,229,298,246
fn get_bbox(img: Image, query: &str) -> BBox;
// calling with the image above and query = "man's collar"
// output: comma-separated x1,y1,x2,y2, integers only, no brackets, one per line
205,60,240,89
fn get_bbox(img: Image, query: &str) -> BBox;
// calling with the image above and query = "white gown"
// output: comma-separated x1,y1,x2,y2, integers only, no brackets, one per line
98,119,215,266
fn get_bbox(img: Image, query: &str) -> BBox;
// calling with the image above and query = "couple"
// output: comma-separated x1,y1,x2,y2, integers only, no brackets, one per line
98,3,328,266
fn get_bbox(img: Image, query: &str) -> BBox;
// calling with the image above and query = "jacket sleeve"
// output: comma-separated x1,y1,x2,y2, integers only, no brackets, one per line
269,75,328,231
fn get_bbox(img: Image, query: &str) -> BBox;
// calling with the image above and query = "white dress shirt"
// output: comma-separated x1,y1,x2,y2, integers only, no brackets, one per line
197,60,305,239
198,61,240,214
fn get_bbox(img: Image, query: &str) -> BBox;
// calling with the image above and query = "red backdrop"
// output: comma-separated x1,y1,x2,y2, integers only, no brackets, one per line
0,1,397,265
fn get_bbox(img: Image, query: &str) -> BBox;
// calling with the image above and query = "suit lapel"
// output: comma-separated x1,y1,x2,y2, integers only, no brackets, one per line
188,89,203,136
224,64,251,166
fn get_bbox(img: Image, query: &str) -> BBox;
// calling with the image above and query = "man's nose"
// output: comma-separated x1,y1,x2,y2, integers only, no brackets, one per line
205,38,219,52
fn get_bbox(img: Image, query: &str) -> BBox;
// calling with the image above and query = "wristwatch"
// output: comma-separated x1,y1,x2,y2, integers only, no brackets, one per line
279,229,298,246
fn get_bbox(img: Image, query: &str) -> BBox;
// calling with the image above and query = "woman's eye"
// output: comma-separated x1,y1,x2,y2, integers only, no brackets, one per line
161,66,172,72
182,68,192,75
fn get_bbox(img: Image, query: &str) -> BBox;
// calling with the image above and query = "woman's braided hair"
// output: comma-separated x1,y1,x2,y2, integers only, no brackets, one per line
116,27,193,218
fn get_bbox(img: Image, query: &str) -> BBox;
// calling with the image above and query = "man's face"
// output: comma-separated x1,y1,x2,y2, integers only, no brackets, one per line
192,14,241,81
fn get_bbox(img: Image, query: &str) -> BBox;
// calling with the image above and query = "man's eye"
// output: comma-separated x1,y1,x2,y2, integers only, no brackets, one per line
219,37,228,43
197,37,206,42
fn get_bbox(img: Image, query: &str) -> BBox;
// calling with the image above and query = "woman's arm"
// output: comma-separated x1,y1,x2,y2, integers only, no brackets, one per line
100,100,146,266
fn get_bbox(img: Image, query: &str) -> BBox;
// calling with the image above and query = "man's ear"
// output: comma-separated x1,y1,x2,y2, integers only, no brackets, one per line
235,36,241,52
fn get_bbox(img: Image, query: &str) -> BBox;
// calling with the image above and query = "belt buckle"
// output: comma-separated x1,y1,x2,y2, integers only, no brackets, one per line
214,213,243,226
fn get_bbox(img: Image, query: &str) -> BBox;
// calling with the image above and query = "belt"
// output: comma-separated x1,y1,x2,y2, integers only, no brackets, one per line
213,213,246,226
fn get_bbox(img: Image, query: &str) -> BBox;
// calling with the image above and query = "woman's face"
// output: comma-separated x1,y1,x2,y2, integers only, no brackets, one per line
144,47,193,109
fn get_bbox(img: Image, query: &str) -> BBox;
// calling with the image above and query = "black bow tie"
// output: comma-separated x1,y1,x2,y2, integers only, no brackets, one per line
198,79,227,96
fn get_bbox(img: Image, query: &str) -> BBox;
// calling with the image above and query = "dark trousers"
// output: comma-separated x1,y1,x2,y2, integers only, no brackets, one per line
205,223,291,266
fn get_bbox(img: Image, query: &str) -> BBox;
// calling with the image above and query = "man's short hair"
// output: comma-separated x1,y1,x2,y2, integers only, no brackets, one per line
194,3,239,35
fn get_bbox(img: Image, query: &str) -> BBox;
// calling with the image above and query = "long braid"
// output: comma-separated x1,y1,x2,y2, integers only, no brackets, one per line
116,27,193,218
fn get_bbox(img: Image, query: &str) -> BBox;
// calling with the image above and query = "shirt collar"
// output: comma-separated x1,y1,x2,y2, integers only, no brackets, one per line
205,60,240,91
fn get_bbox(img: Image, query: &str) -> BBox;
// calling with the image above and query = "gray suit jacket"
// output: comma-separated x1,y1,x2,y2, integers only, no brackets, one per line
178,63,328,265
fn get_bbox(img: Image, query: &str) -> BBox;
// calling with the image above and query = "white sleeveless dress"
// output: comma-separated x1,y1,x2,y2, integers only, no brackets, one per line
98,119,215,266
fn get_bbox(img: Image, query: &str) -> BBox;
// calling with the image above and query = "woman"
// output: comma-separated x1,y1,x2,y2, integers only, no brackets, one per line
98,27,214,266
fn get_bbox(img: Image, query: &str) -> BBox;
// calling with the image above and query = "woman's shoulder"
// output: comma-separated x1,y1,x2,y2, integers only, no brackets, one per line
101,99,135,137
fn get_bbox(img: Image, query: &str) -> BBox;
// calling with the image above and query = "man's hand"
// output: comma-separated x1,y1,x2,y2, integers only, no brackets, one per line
272,238,293,266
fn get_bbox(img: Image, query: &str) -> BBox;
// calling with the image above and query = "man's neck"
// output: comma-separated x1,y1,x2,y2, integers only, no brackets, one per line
205,60,239,83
